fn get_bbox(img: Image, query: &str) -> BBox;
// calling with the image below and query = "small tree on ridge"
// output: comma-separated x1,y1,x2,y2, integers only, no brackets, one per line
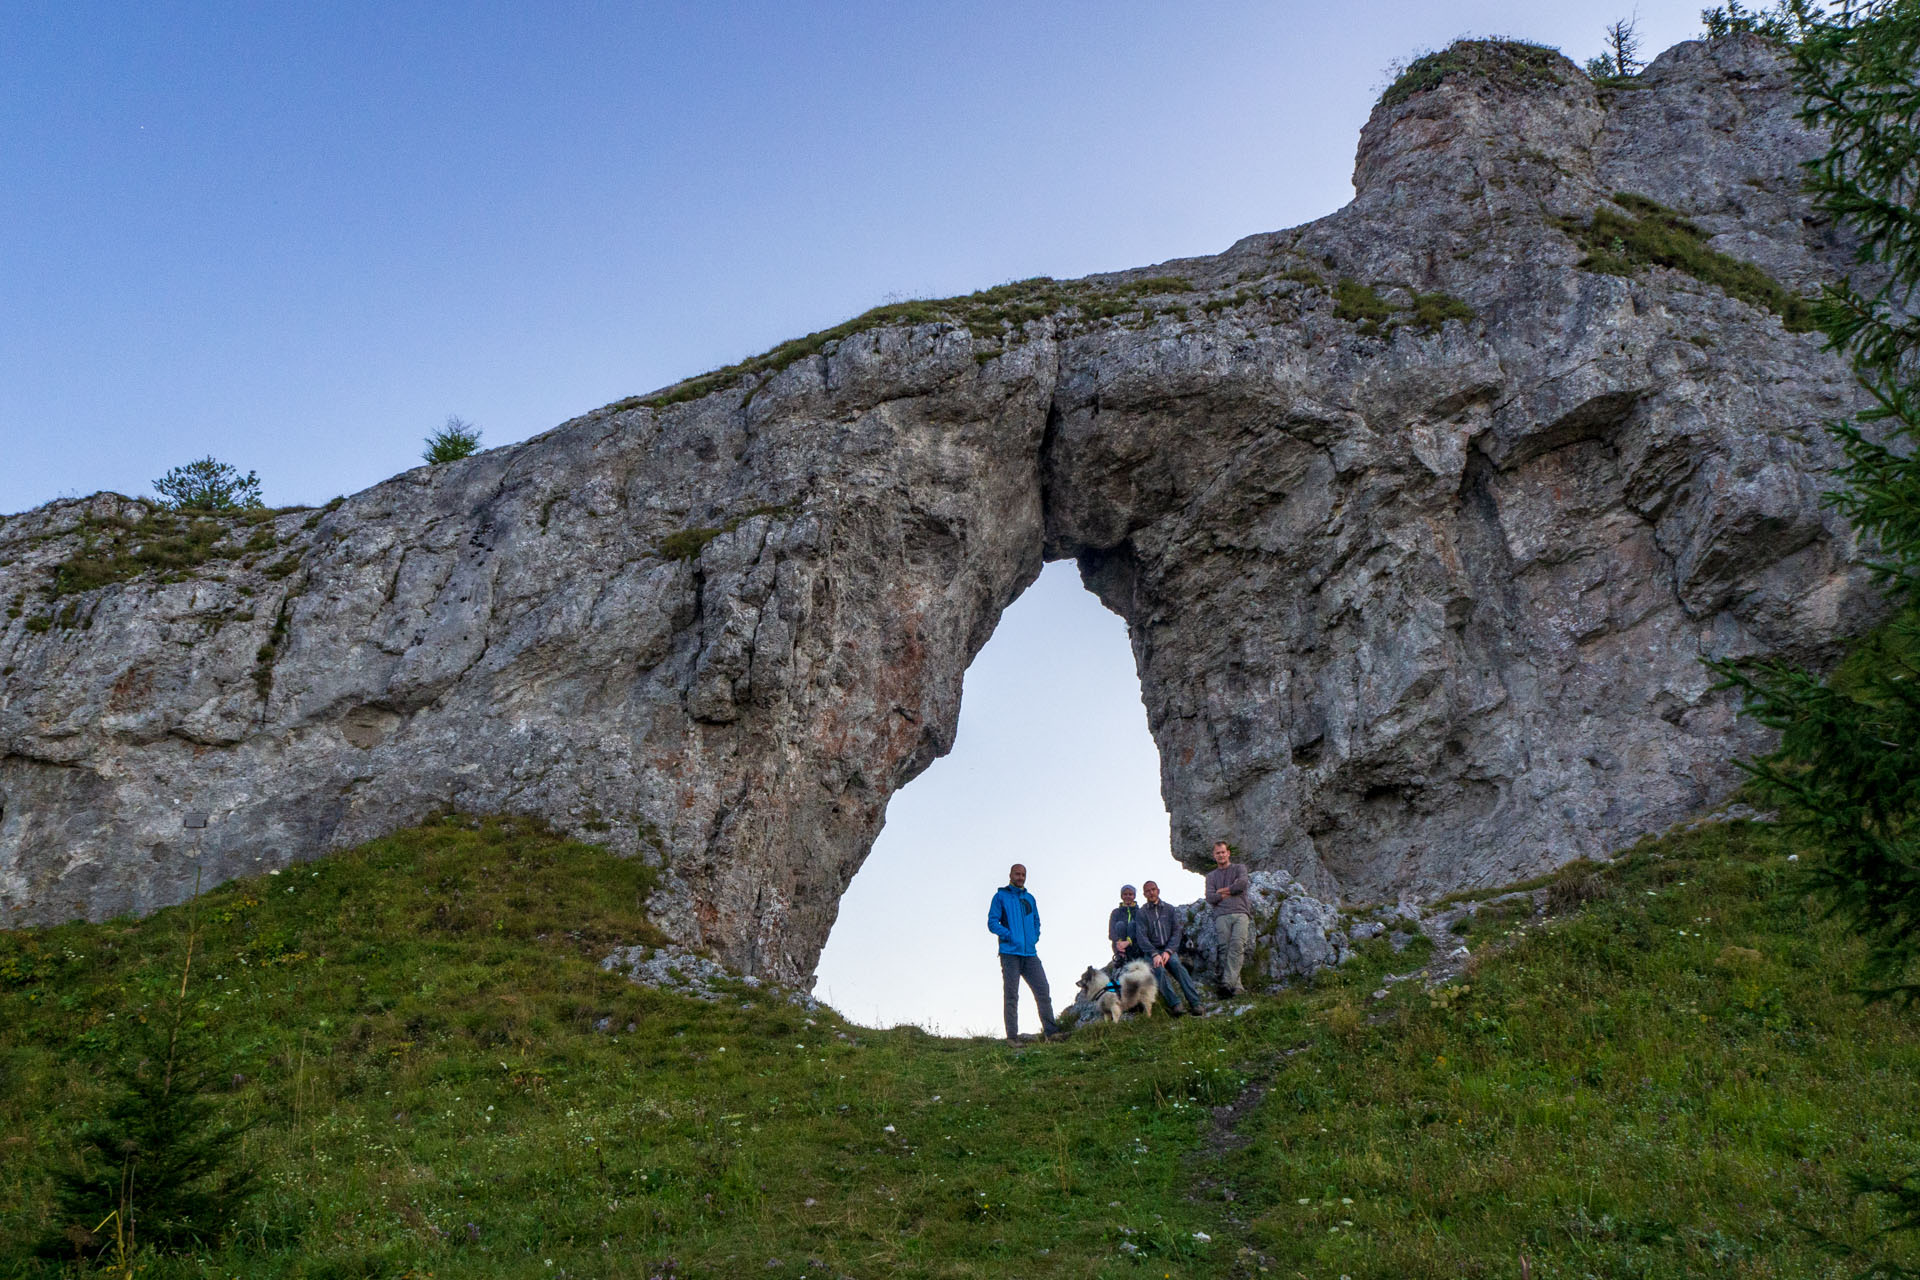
423,415,482,464
152,457,264,511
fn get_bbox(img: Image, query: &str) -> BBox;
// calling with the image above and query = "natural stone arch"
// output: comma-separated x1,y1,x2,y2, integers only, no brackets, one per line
0,36,1880,987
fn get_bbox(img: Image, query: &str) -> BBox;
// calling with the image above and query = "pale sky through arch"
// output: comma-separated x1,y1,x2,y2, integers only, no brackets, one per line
813,561,1206,1037
4,1,1718,1030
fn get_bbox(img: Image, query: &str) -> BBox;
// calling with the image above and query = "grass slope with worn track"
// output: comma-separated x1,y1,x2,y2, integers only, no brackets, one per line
2,816,1915,1278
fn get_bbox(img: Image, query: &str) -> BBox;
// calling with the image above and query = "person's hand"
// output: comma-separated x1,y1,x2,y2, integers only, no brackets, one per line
1153,953,1167,968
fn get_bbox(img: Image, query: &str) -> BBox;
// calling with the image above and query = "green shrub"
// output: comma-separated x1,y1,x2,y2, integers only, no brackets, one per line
153,457,263,512
422,416,482,465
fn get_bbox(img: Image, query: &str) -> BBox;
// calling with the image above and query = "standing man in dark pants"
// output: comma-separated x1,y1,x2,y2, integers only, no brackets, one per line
987,863,1062,1045
1108,884,1140,968
1133,880,1205,1016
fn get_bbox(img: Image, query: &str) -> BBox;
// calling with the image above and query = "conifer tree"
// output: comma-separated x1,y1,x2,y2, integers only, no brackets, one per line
42,889,254,1260
1713,0,1920,1004
1710,0,1920,1267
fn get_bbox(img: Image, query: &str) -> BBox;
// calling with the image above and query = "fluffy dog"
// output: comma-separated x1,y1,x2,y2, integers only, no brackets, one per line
1076,959,1159,1022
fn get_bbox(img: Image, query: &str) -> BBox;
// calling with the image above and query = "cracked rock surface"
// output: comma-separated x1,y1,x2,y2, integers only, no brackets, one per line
0,38,1879,985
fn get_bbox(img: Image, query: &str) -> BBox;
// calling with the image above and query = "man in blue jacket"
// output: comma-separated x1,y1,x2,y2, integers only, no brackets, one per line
987,863,1062,1044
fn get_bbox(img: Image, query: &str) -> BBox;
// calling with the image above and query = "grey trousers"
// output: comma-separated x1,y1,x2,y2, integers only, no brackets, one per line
1215,913,1250,992
1000,953,1059,1038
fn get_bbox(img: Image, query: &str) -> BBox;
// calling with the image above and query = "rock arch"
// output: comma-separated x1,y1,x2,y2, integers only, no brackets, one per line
0,37,1880,983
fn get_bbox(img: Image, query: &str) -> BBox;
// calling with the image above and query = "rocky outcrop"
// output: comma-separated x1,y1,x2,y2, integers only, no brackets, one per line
601,943,823,1012
0,37,1879,985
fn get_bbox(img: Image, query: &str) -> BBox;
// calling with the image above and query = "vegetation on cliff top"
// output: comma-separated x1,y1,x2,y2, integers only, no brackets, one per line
45,508,284,597
1377,39,1571,110
2,816,1915,1277
600,274,1202,413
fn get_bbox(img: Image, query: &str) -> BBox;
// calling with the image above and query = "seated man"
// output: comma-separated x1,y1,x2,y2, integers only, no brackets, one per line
1131,880,1205,1016
1107,885,1140,968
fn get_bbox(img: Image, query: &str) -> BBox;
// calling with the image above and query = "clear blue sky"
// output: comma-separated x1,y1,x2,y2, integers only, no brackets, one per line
4,1,1709,514
6,1,1713,1032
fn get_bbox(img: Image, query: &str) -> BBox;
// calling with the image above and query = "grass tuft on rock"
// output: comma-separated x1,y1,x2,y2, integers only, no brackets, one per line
601,276,1200,413
1559,191,1818,330
1334,278,1476,338
45,505,307,600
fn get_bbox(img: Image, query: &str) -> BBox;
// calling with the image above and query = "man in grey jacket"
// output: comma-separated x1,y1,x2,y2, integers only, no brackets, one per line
1131,880,1204,1015
1205,840,1252,996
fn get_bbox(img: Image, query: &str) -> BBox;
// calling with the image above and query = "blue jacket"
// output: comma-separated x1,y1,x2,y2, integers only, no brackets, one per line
987,884,1041,956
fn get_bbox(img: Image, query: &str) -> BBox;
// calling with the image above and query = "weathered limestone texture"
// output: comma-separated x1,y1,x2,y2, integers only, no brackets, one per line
0,38,1880,984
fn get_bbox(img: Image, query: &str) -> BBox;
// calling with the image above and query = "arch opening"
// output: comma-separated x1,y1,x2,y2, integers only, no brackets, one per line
813,561,1204,1036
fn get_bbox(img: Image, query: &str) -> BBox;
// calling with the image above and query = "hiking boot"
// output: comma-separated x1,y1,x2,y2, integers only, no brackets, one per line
1167,1004,1186,1018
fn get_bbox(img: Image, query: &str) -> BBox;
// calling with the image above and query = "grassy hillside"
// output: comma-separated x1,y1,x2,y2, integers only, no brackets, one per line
2,815,1915,1278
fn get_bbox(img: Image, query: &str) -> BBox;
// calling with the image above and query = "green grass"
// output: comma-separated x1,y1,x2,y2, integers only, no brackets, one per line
1334,278,1476,339
1333,278,1395,329
41,506,306,600
1379,39,1571,110
1560,192,1818,331
2,818,1914,1277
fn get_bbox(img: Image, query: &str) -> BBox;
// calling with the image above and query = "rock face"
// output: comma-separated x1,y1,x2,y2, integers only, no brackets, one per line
0,37,1880,984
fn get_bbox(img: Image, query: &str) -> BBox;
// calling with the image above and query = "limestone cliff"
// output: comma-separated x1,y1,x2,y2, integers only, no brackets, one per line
0,37,1878,984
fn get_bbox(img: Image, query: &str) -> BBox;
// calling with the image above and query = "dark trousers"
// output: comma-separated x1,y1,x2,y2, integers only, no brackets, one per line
1148,953,1203,1010
1000,953,1059,1038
